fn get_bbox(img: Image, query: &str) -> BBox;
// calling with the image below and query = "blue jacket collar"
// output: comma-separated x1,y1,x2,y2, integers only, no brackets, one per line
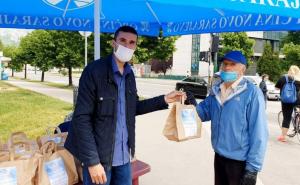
211,77,248,105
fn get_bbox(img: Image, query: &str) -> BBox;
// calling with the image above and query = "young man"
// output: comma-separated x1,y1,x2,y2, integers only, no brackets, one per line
186,51,269,185
65,26,184,185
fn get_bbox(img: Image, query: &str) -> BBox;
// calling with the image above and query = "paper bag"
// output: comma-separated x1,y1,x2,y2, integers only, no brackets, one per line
8,132,39,153
74,158,83,182
36,141,78,185
0,141,40,185
37,127,68,149
163,102,202,142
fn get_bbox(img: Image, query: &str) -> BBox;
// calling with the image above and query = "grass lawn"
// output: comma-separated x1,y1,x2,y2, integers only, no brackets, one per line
0,81,72,142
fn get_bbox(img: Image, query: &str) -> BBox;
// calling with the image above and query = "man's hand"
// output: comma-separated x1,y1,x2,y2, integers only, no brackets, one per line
88,163,107,184
164,90,186,104
240,170,257,185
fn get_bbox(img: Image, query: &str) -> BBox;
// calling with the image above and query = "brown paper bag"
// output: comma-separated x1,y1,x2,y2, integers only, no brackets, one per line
8,132,39,153
37,128,82,182
37,127,68,149
163,101,202,142
74,158,83,182
36,141,78,185
0,137,5,151
0,137,10,162
0,141,40,185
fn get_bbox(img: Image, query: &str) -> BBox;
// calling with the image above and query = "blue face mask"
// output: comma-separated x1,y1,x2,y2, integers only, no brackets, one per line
220,71,238,82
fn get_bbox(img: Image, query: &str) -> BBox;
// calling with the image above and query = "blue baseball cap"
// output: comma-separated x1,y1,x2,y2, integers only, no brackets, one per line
222,51,247,65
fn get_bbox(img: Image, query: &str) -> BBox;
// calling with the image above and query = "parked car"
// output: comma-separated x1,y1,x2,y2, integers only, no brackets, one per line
244,76,280,100
175,76,208,99
266,80,280,100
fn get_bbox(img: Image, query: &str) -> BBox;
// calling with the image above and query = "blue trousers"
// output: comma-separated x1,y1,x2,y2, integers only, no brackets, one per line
83,163,132,185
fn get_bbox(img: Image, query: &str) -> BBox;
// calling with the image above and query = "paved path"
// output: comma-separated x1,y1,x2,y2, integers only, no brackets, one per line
6,78,73,104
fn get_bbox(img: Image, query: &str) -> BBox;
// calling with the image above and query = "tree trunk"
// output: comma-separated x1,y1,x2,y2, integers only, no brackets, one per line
11,69,14,77
163,61,166,76
24,64,27,79
41,71,45,82
68,66,73,86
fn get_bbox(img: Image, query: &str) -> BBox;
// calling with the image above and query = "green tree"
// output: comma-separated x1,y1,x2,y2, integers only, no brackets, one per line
100,33,114,58
219,32,254,63
86,33,113,62
136,34,178,75
50,31,84,86
3,45,21,77
257,43,281,81
28,30,56,82
281,31,300,46
282,43,300,67
137,35,178,63
86,33,178,75
0,39,3,51
15,36,35,79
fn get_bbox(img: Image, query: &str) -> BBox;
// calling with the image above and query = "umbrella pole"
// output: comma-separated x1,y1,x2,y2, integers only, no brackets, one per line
94,0,101,60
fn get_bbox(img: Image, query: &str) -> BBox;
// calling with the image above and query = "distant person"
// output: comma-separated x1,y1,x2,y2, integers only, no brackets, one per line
64,26,185,185
275,65,300,142
259,74,269,106
185,51,268,185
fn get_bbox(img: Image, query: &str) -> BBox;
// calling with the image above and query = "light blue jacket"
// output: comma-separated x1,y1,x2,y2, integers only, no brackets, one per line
196,78,269,172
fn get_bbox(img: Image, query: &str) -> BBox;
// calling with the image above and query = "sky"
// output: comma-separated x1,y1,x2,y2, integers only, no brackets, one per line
0,28,32,45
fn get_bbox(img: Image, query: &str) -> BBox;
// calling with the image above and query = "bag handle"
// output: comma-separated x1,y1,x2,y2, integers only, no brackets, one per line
46,126,62,135
9,132,28,144
40,141,57,155
9,141,33,160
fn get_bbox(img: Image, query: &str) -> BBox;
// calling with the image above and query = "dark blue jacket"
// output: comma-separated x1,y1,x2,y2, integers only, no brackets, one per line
64,55,168,169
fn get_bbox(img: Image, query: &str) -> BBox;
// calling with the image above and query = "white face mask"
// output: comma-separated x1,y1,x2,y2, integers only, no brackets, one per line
114,43,135,63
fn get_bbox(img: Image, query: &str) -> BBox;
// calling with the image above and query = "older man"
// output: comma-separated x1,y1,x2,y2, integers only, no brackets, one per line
187,51,268,185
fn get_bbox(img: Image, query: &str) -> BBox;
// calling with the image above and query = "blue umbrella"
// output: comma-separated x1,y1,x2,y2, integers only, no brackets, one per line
0,0,299,59
0,0,299,36
152,0,300,19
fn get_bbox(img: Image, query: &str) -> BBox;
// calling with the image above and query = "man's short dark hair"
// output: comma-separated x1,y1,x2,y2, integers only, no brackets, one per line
114,26,138,40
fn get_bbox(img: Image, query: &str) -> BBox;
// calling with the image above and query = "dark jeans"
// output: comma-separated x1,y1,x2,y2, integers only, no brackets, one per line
214,153,246,185
83,163,132,185
263,94,267,108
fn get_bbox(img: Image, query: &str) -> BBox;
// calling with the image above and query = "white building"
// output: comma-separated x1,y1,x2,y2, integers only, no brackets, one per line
171,31,287,76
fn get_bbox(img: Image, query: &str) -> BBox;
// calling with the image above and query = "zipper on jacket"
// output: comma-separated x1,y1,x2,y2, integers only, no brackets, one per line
109,82,118,169
216,105,223,147
125,77,132,159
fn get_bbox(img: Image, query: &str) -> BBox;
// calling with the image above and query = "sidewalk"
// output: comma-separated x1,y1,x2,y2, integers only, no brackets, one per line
6,78,73,104
12,70,180,87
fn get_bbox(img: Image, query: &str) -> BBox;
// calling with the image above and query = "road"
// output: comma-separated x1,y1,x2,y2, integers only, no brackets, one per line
10,70,300,185
13,71,176,98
